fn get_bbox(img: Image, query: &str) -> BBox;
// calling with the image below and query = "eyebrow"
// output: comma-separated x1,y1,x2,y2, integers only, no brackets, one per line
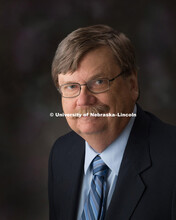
88,73,108,80
60,73,109,85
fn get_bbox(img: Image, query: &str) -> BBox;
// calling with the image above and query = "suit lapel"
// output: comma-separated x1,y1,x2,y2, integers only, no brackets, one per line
56,132,85,220
105,106,152,220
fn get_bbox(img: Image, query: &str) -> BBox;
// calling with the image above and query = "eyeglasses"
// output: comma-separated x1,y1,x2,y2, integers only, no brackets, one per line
58,71,125,98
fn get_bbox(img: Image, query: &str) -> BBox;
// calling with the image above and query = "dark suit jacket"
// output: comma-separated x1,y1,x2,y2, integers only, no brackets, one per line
48,106,176,220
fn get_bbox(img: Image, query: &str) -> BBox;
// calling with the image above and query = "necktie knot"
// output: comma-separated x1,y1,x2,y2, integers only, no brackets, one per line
92,155,109,178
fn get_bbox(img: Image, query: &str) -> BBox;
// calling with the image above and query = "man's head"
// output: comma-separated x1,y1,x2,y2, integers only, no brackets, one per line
52,24,138,87
52,25,139,147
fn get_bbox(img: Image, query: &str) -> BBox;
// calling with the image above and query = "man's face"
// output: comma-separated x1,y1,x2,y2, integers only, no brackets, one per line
58,46,138,139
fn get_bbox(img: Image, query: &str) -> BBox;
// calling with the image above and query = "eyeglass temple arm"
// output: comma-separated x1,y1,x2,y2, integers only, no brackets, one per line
109,71,126,82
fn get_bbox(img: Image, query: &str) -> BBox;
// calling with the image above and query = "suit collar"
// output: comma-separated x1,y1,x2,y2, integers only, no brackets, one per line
105,105,152,220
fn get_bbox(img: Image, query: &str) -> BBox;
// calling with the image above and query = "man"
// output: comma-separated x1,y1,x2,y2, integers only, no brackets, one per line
48,25,176,220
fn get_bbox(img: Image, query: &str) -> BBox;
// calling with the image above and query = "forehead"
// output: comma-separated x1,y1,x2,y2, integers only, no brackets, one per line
59,46,121,84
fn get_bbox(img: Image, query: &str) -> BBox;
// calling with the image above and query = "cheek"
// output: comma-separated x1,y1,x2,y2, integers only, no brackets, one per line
104,91,119,105
106,89,129,112
62,99,75,113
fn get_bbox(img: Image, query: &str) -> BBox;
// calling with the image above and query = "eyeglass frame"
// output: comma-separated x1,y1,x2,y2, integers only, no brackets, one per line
57,70,126,98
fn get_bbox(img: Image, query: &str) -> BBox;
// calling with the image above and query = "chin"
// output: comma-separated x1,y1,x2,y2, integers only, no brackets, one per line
76,123,107,135
78,128,104,135
67,117,107,135
69,124,102,135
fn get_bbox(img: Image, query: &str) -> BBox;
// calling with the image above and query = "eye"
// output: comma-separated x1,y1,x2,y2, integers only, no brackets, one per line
95,79,104,85
67,85,77,89
63,84,79,90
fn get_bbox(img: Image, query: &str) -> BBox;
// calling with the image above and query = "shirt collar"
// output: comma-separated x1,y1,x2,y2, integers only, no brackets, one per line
84,105,136,175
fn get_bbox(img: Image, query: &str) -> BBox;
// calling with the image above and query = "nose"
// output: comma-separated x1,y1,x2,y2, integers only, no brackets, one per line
76,85,97,106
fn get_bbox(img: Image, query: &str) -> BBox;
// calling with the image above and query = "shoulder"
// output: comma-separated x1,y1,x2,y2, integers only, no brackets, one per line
145,110,176,141
142,109,176,164
136,105,176,157
53,131,83,146
50,131,85,158
137,105,176,139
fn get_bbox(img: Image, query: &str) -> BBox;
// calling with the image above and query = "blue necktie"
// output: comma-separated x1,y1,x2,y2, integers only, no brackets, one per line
81,155,109,220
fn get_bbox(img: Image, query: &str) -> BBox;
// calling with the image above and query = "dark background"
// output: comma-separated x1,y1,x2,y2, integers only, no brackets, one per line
1,0,176,219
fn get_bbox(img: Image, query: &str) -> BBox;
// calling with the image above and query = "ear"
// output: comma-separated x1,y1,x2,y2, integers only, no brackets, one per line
127,71,139,101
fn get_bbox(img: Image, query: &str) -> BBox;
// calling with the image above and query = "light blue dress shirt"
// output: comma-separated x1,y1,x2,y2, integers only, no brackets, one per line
77,105,136,219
